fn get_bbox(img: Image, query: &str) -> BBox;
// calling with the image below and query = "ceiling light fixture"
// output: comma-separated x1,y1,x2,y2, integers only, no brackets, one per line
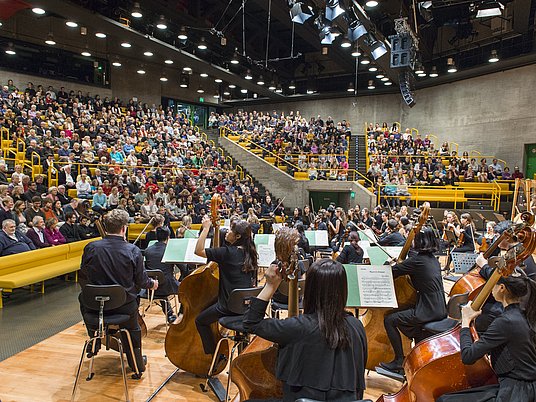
197,86,205,94
197,37,208,50
95,32,106,38
340,38,352,48
5,43,16,55
164,59,173,64
365,0,379,7
121,42,131,48
380,77,389,81
376,72,384,79
160,74,168,82
137,68,146,74
245,70,253,80
368,65,378,72
66,21,78,28
489,49,499,63
429,65,439,77
213,92,220,99
45,33,56,46
268,81,276,90
289,1,314,24
131,2,143,18
347,82,355,92
229,83,237,89
177,27,188,40
183,67,192,72
223,89,231,96
384,81,393,86
230,49,240,64
240,88,248,94
368,80,375,89
144,51,154,57
156,15,167,30
447,57,457,73
275,85,283,93
289,80,296,89
351,45,361,57
200,73,209,78
476,1,504,18
325,0,345,21
360,55,371,64
257,76,265,85
112,61,122,67
414,62,425,75
368,35,388,60
81,50,91,57
307,88,315,94
32,7,46,15
214,78,223,83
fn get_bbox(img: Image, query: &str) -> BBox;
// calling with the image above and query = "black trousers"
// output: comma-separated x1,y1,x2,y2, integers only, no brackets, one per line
195,302,235,355
437,377,536,402
79,297,144,371
384,308,427,360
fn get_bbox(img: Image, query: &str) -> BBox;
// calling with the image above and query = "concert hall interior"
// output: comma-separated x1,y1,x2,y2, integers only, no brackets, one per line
1,0,536,401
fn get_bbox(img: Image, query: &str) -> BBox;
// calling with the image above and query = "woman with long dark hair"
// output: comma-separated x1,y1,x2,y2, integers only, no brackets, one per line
437,270,536,402
243,259,367,401
194,217,258,360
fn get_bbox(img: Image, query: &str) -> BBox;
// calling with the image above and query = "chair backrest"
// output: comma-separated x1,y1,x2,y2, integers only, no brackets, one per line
226,287,263,315
146,269,165,283
276,278,306,297
447,292,469,320
300,259,310,272
81,284,127,311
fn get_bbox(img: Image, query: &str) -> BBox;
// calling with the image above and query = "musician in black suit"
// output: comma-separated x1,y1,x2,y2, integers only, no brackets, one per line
144,227,179,323
378,219,406,246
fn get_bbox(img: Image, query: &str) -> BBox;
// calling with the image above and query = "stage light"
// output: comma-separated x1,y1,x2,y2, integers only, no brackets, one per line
447,57,457,73
137,68,146,74
183,67,192,72
5,43,16,55
200,73,208,78
66,21,78,28
381,77,389,81
156,15,167,30
144,51,154,57
160,74,168,82
370,40,387,60
245,70,253,80
198,37,208,50
268,81,276,90
257,76,265,85
360,55,371,64
241,88,248,94
348,19,367,42
230,50,240,64
197,86,205,94
476,1,504,18
489,49,499,63
223,89,231,96
376,72,384,79
347,82,355,92
368,80,375,89
164,59,173,64
325,0,345,21
340,38,352,48
121,42,131,48
289,2,314,24
384,81,393,86
81,51,91,57
32,7,46,15
429,66,438,77
177,27,188,40
95,32,106,38
131,2,143,18
45,34,56,46
288,80,296,89
414,63,425,75
351,45,361,57
368,65,378,72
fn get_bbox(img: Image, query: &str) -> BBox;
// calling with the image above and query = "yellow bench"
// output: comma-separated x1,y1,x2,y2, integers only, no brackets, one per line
127,222,206,241
0,238,99,308
265,157,276,165
456,182,513,197
294,172,309,180
407,188,467,208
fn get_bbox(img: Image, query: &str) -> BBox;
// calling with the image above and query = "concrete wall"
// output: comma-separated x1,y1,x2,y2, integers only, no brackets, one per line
237,64,536,169
219,136,375,209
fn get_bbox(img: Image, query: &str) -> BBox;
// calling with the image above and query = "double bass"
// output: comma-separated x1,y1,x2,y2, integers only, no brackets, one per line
377,213,536,402
164,194,230,377
361,202,430,370
229,227,301,401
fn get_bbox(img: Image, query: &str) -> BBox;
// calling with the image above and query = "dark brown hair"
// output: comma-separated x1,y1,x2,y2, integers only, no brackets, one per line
230,220,258,273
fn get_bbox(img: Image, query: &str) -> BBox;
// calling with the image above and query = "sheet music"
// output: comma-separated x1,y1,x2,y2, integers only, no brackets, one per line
344,264,398,308
256,235,276,267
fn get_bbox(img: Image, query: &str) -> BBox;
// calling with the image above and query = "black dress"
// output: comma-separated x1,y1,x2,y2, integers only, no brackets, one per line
336,244,364,264
437,304,536,402
243,298,367,402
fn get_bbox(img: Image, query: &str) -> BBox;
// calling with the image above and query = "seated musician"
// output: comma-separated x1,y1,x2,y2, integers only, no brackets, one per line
452,213,476,253
437,270,536,402
473,220,536,333
378,219,406,246
144,227,179,323
329,207,346,250
380,228,447,373
336,231,364,264
194,216,258,367
476,221,500,255
79,209,158,375
243,259,368,402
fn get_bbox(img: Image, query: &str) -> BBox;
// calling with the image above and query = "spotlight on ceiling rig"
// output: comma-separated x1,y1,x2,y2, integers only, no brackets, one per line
315,15,334,45
325,0,345,21
289,1,314,24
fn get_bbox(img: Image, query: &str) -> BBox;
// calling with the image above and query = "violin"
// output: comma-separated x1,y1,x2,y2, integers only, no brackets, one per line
378,213,536,402
332,227,352,260
230,227,300,401
164,193,230,377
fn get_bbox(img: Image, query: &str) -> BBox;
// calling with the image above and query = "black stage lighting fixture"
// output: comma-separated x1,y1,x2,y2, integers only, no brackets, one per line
326,0,345,21
289,1,314,24
315,15,334,44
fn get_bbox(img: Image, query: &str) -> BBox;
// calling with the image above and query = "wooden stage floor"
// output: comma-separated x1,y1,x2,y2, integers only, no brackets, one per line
0,302,401,402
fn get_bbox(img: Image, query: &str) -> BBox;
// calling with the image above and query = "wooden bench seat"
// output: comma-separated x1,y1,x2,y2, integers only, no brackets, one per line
0,238,99,308
406,188,467,207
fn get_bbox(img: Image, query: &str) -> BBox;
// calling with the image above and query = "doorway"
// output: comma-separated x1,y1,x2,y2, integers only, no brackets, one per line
309,191,340,211
525,144,536,179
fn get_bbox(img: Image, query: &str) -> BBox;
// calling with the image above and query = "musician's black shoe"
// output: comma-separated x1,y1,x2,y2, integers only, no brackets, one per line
86,339,101,358
167,314,177,324
210,353,228,376
379,358,404,372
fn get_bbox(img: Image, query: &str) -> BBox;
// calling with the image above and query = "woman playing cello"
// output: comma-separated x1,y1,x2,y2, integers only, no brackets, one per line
243,259,368,402
437,270,536,402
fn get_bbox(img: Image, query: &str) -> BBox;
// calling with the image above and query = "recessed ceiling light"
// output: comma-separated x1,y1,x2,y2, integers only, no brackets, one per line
144,51,154,57
489,49,499,63
177,27,188,40
241,88,248,94
137,69,146,74
164,59,173,64
200,73,209,78
368,81,375,90
156,15,167,30
81,51,91,57
245,70,253,80
257,76,265,85
45,34,56,46
351,46,361,57
229,84,236,89
112,61,122,67
429,66,438,77
380,77,389,81
213,93,220,98
121,42,131,48
288,81,296,89
223,90,230,95
197,37,208,50
365,0,378,7
340,38,351,48
95,32,106,38
180,83,188,88
5,49,16,55
368,66,378,72
215,78,223,83
131,2,143,18
32,7,46,15
384,81,393,86
197,86,205,93
66,21,78,28
183,67,192,72
360,56,371,65
160,76,168,82
307,88,314,94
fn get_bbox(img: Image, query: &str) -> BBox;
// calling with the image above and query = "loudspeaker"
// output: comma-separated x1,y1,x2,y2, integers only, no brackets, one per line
389,33,414,68
399,70,416,108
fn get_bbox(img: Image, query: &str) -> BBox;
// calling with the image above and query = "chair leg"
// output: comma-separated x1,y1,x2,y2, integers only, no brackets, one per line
164,300,169,332
225,340,243,402
115,337,130,402
86,336,100,381
203,337,229,391
118,329,140,377
71,339,90,401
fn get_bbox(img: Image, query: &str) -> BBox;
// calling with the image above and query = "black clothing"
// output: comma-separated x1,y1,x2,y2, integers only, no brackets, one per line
336,244,364,264
26,228,51,248
144,241,179,296
384,252,447,359
437,304,536,402
456,225,476,253
80,235,154,303
0,230,37,256
378,231,406,246
243,298,367,402
59,222,81,243
297,233,310,255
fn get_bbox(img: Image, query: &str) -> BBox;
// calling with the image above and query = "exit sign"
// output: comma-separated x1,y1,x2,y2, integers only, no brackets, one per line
199,97,204,103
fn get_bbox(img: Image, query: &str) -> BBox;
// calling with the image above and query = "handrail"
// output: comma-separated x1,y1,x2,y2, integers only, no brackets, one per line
226,155,233,167
428,134,439,143
450,142,459,154
365,132,370,173
17,138,26,152
246,174,253,183
235,165,244,180
411,128,419,137
31,151,41,172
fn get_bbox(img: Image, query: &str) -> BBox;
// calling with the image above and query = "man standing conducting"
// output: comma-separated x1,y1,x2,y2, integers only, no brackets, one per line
79,209,158,375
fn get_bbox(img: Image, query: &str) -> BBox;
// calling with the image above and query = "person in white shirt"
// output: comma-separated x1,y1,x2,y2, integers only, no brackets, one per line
76,174,92,199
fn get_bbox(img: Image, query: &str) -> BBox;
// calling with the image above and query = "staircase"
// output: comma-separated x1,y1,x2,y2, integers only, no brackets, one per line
355,134,368,175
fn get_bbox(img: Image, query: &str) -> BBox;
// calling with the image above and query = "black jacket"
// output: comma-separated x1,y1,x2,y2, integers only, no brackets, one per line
59,222,81,243
0,230,36,256
392,252,447,322
244,298,367,402
144,241,179,297
336,244,364,264
80,235,154,303
378,231,406,246
26,227,51,248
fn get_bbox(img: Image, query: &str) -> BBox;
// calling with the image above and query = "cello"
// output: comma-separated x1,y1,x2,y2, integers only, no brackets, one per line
377,213,536,402
361,203,430,370
229,227,301,401
164,194,230,377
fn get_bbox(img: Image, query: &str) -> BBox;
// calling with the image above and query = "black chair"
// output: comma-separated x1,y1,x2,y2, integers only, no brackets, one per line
202,286,263,402
271,278,306,319
72,284,141,402
144,269,179,330
422,293,467,335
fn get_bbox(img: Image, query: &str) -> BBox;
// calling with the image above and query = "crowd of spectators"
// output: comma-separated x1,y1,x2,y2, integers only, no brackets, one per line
212,110,352,180
365,123,525,195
